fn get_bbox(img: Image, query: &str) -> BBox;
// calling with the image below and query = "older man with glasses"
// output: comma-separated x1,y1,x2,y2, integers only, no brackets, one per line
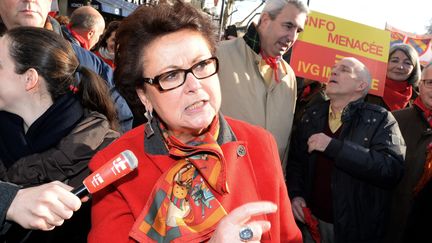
387,62,432,243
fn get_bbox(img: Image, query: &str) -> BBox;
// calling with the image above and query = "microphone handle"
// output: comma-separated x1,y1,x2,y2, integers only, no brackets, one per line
71,184,89,198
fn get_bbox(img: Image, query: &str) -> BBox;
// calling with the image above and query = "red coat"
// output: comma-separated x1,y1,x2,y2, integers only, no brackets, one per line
88,116,301,243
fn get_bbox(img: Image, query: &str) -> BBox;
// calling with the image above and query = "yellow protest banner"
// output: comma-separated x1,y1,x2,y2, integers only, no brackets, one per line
291,11,391,96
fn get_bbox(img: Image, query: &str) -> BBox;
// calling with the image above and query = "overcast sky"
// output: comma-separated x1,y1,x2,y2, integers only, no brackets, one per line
309,0,431,34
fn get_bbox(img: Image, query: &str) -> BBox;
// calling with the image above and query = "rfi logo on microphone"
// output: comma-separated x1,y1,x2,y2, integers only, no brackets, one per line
111,157,128,175
91,173,104,187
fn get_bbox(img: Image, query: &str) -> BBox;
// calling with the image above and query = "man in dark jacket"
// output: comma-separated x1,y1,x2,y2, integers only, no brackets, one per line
387,62,432,243
0,0,133,132
286,57,406,243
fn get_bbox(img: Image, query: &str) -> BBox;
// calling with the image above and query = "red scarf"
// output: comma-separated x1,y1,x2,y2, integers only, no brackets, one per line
412,98,432,195
382,78,412,111
94,50,115,69
260,50,280,83
66,24,89,50
413,143,432,195
130,116,229,242
302,207,320,243
414,97,432,127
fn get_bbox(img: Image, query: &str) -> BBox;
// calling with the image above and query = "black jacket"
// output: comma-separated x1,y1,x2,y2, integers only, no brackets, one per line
287,99,406,243
390,106,432,243
0,111,119,243
0,181,19,235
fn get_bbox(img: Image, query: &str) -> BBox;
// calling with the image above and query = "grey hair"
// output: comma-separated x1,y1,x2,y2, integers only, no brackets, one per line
262,0,310,20
345,57,372,97
423,62,432,71
388,43,421,85
359,65,372,97
421,62,432,78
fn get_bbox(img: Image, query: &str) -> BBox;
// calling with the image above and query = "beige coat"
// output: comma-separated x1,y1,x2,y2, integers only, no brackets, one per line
216,37,297,171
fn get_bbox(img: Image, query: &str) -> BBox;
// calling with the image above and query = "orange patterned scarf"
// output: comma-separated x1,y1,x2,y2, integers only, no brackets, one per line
130,116,229,242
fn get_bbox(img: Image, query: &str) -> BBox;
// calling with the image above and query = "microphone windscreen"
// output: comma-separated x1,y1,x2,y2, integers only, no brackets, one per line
83,150,138,194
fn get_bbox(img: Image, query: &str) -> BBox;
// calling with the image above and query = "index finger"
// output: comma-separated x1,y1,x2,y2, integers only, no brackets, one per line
49,182,81,211
225,201,277,225
308,133,317,140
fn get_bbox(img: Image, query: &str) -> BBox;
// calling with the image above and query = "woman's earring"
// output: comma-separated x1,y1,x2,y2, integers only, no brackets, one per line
144,109,154,138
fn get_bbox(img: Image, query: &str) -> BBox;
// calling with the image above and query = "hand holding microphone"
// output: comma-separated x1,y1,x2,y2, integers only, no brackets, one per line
72,150,138,198
6,181,81,231
4,150,138,240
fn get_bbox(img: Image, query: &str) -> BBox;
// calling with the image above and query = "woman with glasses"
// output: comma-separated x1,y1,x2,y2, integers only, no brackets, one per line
87,1,301,243
366,43,421,111
384,63,432,243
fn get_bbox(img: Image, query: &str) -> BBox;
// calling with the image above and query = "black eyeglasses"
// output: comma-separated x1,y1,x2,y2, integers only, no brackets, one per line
141,57,219,91
422,79,432,88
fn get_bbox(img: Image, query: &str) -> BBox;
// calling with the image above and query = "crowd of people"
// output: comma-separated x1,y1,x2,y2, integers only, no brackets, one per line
0,0,431,242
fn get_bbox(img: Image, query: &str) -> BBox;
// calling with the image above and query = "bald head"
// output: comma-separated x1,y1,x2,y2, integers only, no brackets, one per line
69,6,105,49
326,57,372,104
345,57,372,95
70,6,104,30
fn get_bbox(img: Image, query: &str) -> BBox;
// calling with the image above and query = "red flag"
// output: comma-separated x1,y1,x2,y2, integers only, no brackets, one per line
302,207,321,243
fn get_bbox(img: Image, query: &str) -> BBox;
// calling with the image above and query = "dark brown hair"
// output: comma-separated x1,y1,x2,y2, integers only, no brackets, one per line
6,26,119,130
114,0,217,121
92,20,121,51
55,15,71,26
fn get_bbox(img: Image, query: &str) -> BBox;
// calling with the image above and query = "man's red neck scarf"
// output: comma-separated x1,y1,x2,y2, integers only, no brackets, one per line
260,50,281,83
382,78,412,111
243,24,281,83
130,116,229,242
414,97,432,127
413,142,432,196
411,98,432,195
66,24,89,50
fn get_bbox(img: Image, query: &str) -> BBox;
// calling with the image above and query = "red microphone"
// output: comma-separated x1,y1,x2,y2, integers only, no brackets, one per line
71,150,138,197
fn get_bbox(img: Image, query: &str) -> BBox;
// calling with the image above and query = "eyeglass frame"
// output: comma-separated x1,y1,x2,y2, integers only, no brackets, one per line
421,79,432,88
139,57,219,91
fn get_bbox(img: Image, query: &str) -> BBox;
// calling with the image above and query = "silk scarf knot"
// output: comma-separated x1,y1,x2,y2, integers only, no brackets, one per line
130,116,229,242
